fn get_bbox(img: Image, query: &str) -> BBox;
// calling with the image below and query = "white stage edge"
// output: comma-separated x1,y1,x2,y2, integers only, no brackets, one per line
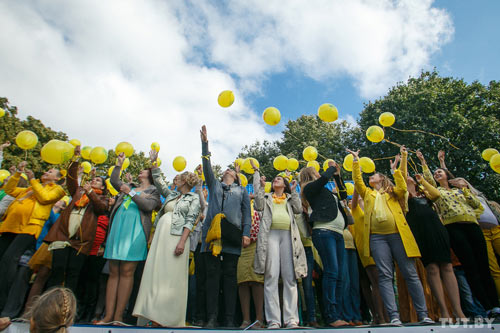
4,322,500,332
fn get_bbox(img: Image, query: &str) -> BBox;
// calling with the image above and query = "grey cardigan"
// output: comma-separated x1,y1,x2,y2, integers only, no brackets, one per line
110,167,161,242
253,188,308,279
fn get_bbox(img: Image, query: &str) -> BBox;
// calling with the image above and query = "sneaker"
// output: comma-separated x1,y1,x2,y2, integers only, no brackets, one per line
267,322,280,329
488,307,500,318
285,322,299,329
390,318,403,326
419,317,435,325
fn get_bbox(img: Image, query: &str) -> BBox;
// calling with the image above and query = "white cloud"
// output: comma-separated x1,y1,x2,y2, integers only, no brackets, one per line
0,0,453,177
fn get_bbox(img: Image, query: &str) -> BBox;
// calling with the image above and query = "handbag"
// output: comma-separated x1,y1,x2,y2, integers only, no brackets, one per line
220,188,242,247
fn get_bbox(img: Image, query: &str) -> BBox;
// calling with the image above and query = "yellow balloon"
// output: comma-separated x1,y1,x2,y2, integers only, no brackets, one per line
107,166,114,177
490,154,500,174
234,158,244,168
360,157,376,173
307,160,320,172
262,107,281,126
379,112,395,127
218,90,235,108
115,142,134,157
345,182,354,196
90,147,108,165
366,125,385,143
482,148,499,161
0,108,5,118
20,173,28,180
242,158,259,174
151,142,160,152
264,181,272,193
173,156,187,172
40,140,74,165
60,169,67,178
155,157,162,167
81,161,92,174
343,154,354,172
287,158,299,171
69,139,81,147
16,130,38,150
106,178,118,196
273,155,288,171
323,159,335,172
122,158,130,170
0,169,10,182
239,173,248,187
81,146,92,160
317,103,338,122
303,146,318,162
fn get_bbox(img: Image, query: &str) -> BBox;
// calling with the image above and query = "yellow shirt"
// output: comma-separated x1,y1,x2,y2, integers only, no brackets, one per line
271,201,290,230
370,192,398,234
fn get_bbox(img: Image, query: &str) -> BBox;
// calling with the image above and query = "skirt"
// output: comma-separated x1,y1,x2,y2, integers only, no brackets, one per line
237,242,264,284
28,243,52,270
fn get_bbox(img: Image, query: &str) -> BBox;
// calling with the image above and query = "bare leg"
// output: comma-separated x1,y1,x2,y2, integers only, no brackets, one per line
24,267,51,312
113,261,138,322
100,260,120,323
426,263,450,319
365,265,387,324
250,282,264,323
238,282,251,326
439,263,466,319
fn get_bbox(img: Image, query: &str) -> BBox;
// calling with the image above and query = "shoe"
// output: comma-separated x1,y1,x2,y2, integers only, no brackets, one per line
353,321,363,326
205,318,217,329
267,322,280,329
389,318,403,326
192,319,205,327
240,320,251,329
285,322,299,329
306,321,320,328
250,320,264,329
329,320,350,327
488,307,500,318
224,319,235,328
419,317,435,325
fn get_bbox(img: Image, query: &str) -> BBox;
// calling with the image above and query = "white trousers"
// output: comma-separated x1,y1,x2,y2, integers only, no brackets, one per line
264,229,299,326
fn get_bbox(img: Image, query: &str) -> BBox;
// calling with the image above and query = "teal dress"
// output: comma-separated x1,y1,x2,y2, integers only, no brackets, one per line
104,193,148,261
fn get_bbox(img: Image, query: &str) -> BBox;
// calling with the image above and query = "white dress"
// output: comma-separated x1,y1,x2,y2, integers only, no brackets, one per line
133,199,190,327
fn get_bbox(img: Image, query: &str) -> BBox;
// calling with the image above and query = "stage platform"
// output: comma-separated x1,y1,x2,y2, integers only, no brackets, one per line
4,322,500,332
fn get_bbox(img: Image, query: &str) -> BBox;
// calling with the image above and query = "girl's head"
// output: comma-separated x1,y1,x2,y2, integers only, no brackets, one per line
369,173,394,193
299,167,319,185
26,287,76,333
41,169,63,184
90,176,106,192
178,171,199,189
271,176,291,194
138,168,154,185
433,168,454,185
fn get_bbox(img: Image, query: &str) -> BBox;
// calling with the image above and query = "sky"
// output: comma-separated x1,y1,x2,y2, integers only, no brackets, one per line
0,0,498,177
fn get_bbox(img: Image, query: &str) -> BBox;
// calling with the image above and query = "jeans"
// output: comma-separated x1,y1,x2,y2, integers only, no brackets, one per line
303,246,316,323
312,228,344,323
454,267,487,318
369,233,428,321
341,248,361,322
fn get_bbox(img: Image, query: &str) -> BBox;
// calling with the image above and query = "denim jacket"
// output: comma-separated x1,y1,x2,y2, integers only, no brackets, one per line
151,168,201,236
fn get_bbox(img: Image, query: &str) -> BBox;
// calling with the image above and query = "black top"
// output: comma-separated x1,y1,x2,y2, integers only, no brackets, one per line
303,166,348,228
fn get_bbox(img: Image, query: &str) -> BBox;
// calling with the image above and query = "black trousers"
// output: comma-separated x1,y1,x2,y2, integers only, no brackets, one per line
0,233,36,310
446,222,499,311
194,244,206,322
1,264,31,318
47,247,87,294
76,255,107,322
203,252,239,323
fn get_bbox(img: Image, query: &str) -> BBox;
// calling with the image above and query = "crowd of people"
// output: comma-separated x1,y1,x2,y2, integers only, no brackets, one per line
0,124,499,330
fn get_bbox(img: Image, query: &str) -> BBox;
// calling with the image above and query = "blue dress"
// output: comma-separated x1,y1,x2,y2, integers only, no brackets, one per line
104,194,147,261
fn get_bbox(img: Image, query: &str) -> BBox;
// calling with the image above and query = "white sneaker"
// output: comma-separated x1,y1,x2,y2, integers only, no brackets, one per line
390,318,403,326
267,322,280,329
285,322,299,329
419,317,435,325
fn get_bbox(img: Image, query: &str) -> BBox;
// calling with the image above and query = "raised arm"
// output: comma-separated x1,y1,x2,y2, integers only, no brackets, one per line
289,180,302,214
200,125,217,189
415,174,440,201
0,142,10,169
131,187,161,213
253,176,266,212
416,150,437,187
30,179,65,205
110,153,125,191
67,160,80,197
438,150,447,170
151,167,174,198
393,146,408,198
194,178,207,212
82,182,109,215
302,165,337,199
348,149,367,199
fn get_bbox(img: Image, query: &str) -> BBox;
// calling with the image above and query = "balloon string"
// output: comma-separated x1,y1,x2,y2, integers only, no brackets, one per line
407,156,419,175
285,131,329,161
387,126,459,150
373,155,398,161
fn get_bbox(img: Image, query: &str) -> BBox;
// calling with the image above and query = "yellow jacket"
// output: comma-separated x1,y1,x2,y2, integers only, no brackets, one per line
352,152,421,258
0,172,65,238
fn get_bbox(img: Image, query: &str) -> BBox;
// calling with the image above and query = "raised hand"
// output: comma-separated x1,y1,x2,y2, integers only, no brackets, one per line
74,145,81,157
149,149,159,165
116,152,125,167
83,182,92,193
17,161,28,172
346,149,360,160
415,174,423,182
260,175,266,188
25,169,35,180
125,173,133,183
416,150,426,164
400,145,407,154
249,158,258,171
200,125,208,142
290,180,298,191
120,183,131,194
0,141,11,151
438,150,445,162
390,154,401,171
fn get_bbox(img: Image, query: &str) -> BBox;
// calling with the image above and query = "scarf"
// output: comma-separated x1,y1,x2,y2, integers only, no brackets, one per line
206,213,224,256
272,193,287,204
74,188,103,208
373,191,388,223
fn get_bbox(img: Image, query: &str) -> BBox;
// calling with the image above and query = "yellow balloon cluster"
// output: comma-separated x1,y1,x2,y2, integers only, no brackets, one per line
343,154,354,172
239,173,248,187
115,142,134,157
81,146,92,160
273,155,288,171
69,139,81,147
106,179,118,196
307,160,320,172
345,182,354,196
287,158,299,171
16,130,38,150
323,159,334,172
90,147,108,165
264,182,272,193
41,140,74,165
0,169,10,182
81,161,92,174
262,107,281,126
242,158,259,174
366,125,385,143
359,157,375,173
173,156,187,172
0,108,5,118
379,112,395,127
303,146,318,162
218,90,235,108
151,142,160,152
490,154,500,174
317,103,338,122
482,148,499,161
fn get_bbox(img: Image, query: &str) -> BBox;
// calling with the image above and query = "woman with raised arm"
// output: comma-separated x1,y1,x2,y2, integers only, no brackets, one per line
96,153,161,325
0,161,65,311
133,150,201,327
348,146,432,326
253,173,306,329
416,150,500,317
44,146,109,293
299,159,349,327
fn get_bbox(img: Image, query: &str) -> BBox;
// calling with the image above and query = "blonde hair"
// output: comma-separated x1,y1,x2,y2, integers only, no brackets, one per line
299,167,318,204
179,171,199,189
374,173,397,198
25,287,76,333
